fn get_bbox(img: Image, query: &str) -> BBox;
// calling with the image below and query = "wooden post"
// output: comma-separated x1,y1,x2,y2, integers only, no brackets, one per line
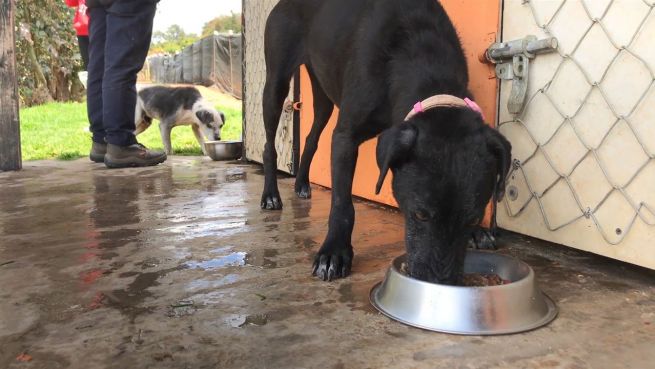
0,0,21,171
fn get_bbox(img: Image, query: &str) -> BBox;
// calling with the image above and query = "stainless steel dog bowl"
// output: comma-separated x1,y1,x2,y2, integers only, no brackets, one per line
370,251,557,335
204,141,243,161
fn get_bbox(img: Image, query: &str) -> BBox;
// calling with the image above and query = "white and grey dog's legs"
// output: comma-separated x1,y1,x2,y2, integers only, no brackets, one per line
158,119,174,155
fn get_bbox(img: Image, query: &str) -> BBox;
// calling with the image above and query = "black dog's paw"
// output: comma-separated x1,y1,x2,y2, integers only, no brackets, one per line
468,227,497,250
260,190,283,210
312,243,353,281
294,181,312,199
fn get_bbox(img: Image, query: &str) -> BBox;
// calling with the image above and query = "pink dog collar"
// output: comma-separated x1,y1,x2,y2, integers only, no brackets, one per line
405,95,485,121
464,97,485,120
413,101,425,114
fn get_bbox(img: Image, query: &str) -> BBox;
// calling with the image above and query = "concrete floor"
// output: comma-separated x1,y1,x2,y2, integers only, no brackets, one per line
1,158,654,369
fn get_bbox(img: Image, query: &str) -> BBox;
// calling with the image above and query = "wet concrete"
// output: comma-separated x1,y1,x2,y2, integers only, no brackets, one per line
1,157,654,369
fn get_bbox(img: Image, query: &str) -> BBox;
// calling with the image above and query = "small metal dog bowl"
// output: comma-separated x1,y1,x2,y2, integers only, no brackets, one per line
370,251,557,335
204,141,243,161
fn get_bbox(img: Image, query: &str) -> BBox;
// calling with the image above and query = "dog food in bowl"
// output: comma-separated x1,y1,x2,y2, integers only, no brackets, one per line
399,262,510,286
461,273,509,286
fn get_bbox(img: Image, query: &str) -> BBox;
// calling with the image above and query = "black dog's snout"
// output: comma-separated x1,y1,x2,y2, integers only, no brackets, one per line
214,134,221,141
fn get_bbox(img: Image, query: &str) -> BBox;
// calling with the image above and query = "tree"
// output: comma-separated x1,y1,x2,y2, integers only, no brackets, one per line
15,0,85,106
150,24,199,54
152,24,187,45
201,12,242,37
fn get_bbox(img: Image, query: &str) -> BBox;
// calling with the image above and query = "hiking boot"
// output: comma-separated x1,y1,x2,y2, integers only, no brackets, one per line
90,142,107,163
104,143,167,168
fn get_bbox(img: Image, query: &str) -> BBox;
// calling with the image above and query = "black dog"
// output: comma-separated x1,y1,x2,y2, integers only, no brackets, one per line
262,0,511,284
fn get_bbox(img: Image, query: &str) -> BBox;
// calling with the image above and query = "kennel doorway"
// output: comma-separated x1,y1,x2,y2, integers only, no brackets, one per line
298,0,502,212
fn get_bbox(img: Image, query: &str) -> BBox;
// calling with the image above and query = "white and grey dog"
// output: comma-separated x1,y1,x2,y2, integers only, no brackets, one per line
135,86,225,155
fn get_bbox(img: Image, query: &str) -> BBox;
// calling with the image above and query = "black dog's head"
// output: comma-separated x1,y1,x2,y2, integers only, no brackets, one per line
376,108,511,284
195,109,226,141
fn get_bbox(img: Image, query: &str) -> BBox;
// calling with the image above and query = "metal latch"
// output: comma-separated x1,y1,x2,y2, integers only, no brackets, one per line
483,36,559,114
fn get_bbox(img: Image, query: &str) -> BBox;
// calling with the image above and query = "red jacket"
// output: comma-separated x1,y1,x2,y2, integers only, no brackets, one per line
65,0,89,36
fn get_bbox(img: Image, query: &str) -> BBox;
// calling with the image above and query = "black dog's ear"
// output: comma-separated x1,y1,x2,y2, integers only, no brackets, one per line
220,112,226,125
485,127,512,201
375,124,418,194
195,110,214,125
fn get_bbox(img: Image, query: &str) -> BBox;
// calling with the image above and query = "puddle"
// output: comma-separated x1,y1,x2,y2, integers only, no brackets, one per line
226,314,268,328
263,214,282,223
186,248,279,270
119,271,140,278
185,274,240,291
338,282,378,314
159,220,248,240
160,200,249,224
297,237,318,249
167,300,196,317
100,266,184,321
189,290,225,305
225,173,246,182
137,257,160,269
292,221,311,231
210,247,232,254
245,249,278,268
186,252,247,270
99,251,119,260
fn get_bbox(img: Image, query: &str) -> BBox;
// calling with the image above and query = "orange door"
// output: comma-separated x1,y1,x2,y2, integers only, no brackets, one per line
299,0,501,218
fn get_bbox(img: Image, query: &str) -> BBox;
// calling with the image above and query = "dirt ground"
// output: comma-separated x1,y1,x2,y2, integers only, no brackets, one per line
1,158,654,369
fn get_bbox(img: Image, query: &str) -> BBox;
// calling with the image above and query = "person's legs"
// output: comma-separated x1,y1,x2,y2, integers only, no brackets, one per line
77,36,89,71
87,7,107,147
102,1,157,147
101,0,166,168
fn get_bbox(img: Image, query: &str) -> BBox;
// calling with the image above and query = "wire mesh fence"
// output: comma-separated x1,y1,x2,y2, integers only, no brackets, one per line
499,0,655,245
144,34,243,99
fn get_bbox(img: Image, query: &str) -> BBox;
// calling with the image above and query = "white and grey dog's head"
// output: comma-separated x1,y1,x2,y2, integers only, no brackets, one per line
193,101,225,141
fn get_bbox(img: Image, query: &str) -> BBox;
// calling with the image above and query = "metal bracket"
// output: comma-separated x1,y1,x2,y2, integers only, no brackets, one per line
283,100,303,113
283,99,294,114
484,35,558,115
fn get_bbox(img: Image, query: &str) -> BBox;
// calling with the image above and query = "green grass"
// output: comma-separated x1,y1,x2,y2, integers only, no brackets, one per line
19,100,242,161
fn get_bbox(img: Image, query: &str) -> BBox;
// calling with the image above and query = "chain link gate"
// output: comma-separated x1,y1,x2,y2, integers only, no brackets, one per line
498,0,655,268
243,0,296,174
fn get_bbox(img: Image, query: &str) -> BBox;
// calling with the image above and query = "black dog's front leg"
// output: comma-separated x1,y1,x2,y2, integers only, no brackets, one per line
312,129,359,281
260,76,290,210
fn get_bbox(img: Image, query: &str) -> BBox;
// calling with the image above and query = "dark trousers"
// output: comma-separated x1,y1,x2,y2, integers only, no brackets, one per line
77,36,89,71
86,1,156,146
